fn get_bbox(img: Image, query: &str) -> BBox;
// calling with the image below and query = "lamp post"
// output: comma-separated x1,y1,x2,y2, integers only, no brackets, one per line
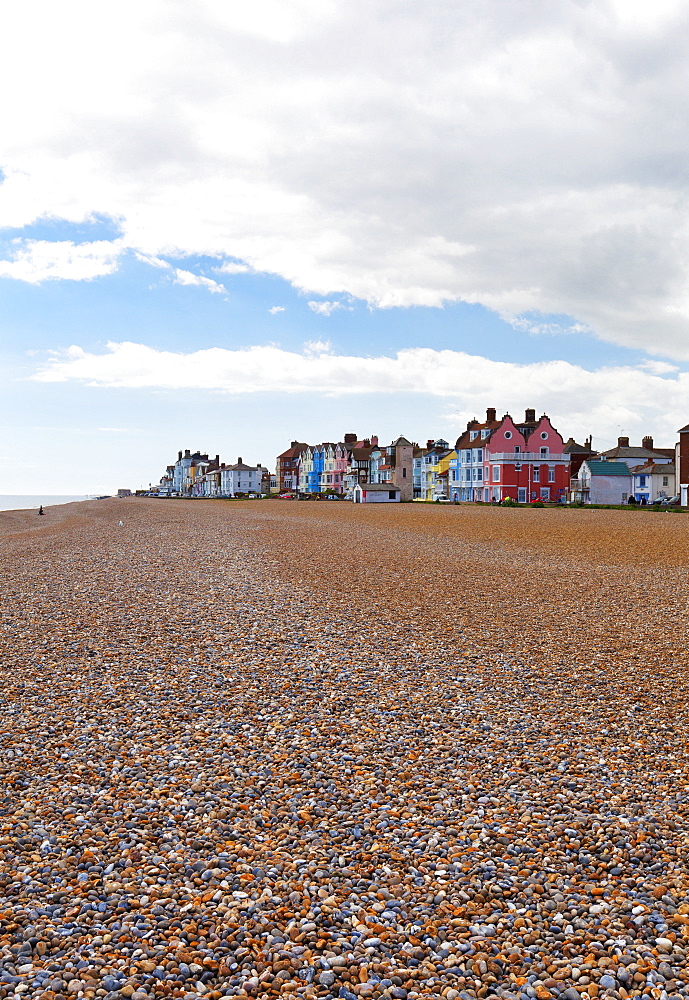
515,462,522,503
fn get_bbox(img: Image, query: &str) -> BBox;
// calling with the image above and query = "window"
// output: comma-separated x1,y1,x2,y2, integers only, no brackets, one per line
514,445,520,453
470,431,478,440
548,466,555,483
481,429,490,439
477,468,483,481
518,488,527,503
492,466,500,482
533,468,540,482
476,449,483,462
541,431,548,440
504,430,512,439
388,491,396,500
540,447,548,456
402,467,407,478
639,475,646,486
663,476,669,486
540,488,550,500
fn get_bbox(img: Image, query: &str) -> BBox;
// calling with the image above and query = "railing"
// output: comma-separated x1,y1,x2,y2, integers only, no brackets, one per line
488,453,568,462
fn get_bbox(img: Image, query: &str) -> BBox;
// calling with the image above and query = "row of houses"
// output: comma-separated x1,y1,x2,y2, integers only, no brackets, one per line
153,412,689,504
157,450,273,497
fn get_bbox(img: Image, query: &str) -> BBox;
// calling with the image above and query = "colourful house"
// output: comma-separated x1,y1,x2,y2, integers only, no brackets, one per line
454,407,570,503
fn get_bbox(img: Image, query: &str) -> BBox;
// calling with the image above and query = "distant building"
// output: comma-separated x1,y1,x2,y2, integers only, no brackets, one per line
576,460,630,505
220,459,263,496
598,436,673,469
276,441,308,493
353,483,401,503
630,461,675,503
676,425,689,506
117,489,132,497
453,407,570,503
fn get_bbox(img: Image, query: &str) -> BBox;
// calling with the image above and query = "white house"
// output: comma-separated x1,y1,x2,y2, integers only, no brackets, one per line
353,483,401,503
577,460,631,504
630,462,675,503
220,459,262,496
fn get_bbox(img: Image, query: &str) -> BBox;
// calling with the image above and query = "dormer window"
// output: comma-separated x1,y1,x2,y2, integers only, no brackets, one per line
481,429,490,439
470,431,478,440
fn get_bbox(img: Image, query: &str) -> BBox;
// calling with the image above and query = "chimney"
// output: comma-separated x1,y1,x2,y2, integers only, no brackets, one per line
524,408,536,423
237,457,242,464
184,449,191,457
178,451,182,461
344,432,357,444
467,418,478,430
215,454,220,465
426,439,435,450
618,436,629,448
364,438,370,447
642,435,654,450
371,436,378,446
486,407,496,423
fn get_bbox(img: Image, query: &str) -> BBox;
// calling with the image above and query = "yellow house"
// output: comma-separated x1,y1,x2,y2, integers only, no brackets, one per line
429,449,457,499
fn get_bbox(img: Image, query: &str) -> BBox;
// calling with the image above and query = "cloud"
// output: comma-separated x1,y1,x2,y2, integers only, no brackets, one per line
0,238,124,282
268,305,285,314
2,2,689,354
172,268,226,294
218,261,252,275
303,339,332,355
30,340,689,446
308,300,344,316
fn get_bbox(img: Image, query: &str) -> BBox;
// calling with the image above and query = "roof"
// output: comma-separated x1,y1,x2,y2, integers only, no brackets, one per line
601,445,673,461
391,436,412,447
455,419,502,450
356,482,401,492
278,443,308,459
630,462,675,475
563,437,594,455
678,424,689,434
584,461,630,477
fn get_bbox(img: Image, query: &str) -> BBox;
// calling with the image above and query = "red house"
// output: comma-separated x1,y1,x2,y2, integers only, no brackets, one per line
452,408,570,503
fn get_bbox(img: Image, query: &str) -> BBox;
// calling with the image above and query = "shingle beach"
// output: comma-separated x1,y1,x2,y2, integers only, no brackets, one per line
1,499,689,1000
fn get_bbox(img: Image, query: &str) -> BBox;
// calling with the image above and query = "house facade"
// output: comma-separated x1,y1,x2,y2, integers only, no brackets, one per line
453,408,570,503
276,442,308,494
353,483,401,503
630,462,675,503
576,460,631,504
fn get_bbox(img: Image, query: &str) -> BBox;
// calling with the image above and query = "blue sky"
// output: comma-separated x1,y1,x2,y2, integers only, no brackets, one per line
2,0,689,493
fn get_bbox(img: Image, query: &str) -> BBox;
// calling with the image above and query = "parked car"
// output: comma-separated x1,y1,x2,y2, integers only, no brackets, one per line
659,495,680,506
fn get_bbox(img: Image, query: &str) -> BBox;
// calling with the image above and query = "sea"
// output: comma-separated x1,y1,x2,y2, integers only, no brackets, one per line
0,495,94,513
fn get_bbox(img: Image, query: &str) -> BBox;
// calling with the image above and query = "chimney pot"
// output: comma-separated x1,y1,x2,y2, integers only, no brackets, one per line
642,435,654,450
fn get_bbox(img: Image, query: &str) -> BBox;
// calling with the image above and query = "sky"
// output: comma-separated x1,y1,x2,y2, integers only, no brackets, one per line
2,0,689,493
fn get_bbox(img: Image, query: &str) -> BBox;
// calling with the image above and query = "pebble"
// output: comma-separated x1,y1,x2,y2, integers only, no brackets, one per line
1,498,689,1000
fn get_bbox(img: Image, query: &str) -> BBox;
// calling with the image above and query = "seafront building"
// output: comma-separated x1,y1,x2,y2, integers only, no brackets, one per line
151,416,684,504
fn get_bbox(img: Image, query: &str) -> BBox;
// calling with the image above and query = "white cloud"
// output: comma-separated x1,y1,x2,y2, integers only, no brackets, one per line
218,262,252,275
268,305,285,314
308,300,344,316
30,340,689,447
172,268,226,294
0,238,124,282
2,2,689,354
303,339,332,355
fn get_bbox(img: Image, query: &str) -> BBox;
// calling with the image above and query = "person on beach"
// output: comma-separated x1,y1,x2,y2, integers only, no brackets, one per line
38,505,44,515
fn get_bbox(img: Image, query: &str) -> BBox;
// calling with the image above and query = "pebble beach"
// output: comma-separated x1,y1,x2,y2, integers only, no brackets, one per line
1,498,689,1000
